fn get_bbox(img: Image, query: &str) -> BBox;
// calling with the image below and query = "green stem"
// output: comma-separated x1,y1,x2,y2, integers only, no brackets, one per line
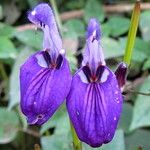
123,0,140,66
50,0,62,33
70,122,82,150
0,63,8,80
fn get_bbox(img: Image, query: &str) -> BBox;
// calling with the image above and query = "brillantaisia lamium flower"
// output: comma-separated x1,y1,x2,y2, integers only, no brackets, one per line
67,19,125,147
20,3,71,125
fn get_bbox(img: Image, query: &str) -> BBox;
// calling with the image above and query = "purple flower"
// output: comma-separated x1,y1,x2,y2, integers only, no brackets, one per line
20,3,72,125
67,18,126,147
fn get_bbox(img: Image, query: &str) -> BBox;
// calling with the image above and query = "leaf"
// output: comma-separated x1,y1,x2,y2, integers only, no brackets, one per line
107,16,130,37
66,51,77,73
84,129,125,150
133,38,150,55
142,58,150,71
8,48,34,109
102,37,124,59
41,134,72,150
0,37,17,59
130,76,150,131
63,19,85,39
41,106,72,150
27,0,39,8
0,107,20,144
125,129,150,150
118,103,133,133
14,30,43,49
119,37,149,63
40,105,69,135
84,0,104,23
101,23,111,37
140,11,150,42
0,5,3,19
3,1,21,24
0,23,15,38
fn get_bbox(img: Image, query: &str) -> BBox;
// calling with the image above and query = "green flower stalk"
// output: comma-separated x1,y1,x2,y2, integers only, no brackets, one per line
123,0,141,66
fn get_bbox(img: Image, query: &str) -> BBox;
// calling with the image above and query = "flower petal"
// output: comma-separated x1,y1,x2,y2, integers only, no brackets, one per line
20,51,71,125
67,66,122,147
28,3,62,56
115,62,128,88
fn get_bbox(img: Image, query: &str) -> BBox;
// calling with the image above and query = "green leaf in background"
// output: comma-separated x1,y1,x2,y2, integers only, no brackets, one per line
14,30,42,50
41,133,72,150
142,58,150,71
84,129,125,150
134,38,150,55
130,76,150,131
41,105,72,150
84,0,104,23
125,129,150,150
118,103,133,134
63,19,85,39
0,23,15,38
9,48,34,109
0,5,3,20
27,0,39,8
101,23,111,37
65,0,85,10
3,1,21,24
0,108,19,144
107,16,130,37
66,51,77,73
0,37,17,59
40,105,69,135
119,37,150,63
140,11,150,42
102,37,124,59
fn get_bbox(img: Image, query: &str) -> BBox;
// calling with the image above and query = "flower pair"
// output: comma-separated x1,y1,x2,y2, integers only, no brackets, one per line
20,3,127,147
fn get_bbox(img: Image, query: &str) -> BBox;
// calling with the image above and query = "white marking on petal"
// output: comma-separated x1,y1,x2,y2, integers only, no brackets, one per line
59,49,65,55
31,10,36,16
101,69,109,83
114,117,117,121
78,70,89,83
92,30,96,37
36,54,48,68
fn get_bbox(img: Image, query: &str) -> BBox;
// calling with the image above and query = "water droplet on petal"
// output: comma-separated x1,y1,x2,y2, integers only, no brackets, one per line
37,114,43,119
76,111,80,116
117,100,120,104
115,91,118,94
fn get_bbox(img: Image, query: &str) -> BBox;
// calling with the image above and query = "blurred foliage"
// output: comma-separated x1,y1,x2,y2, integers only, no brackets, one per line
0,0,150,150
